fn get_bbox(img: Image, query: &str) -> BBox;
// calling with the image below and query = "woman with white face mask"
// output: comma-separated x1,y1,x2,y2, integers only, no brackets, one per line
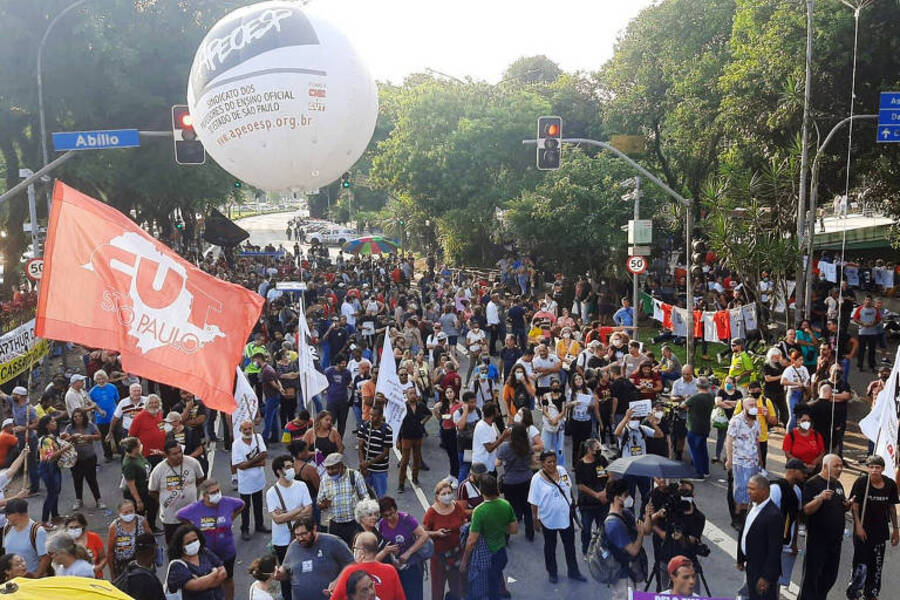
176,479,247,600
165,524,227,600
105,499,152,580
64,512,105,578
423,480,467,600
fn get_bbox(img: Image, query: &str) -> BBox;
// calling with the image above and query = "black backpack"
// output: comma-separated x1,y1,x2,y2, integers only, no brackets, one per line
114,562,162,598
456,408,482,450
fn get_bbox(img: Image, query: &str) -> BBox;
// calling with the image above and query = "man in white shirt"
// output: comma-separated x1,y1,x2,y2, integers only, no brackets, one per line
532,344,561,395
266,454,312,600
341,298,357,327
670,365,699,402
486,293,502,357
471,403,509,475
64,374,101,419
232,421,270,541
148,440,206,544
107,383,146,446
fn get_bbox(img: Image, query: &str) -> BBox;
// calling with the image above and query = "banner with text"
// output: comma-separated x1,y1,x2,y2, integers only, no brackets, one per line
0,319,50,385
631,590,734,600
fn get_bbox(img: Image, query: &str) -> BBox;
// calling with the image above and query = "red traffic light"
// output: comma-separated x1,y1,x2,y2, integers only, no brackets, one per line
179,113,194,128
545,123,560,137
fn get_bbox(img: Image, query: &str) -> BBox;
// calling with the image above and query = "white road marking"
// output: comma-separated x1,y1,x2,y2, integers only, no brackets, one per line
392,447,430,511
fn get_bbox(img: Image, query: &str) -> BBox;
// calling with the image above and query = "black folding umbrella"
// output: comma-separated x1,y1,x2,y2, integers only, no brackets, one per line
606,454,698,479
202,208,250,247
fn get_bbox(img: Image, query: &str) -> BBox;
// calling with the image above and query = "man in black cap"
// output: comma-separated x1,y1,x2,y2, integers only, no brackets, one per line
769,459,808,593
848,455,899,600
114,532,165,599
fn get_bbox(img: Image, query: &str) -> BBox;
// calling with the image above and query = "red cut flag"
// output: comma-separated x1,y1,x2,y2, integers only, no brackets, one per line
36,182,264,413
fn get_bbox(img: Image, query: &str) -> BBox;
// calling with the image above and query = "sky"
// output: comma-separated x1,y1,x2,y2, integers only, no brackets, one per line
305,0,657,83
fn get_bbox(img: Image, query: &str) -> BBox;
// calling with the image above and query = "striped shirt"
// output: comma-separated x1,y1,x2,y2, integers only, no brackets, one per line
357,421,392,473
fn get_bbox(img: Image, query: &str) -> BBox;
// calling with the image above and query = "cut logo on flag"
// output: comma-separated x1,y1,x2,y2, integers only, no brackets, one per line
36,181,264,413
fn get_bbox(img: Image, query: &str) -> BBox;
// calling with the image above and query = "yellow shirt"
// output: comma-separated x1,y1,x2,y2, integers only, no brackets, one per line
733,396,777,442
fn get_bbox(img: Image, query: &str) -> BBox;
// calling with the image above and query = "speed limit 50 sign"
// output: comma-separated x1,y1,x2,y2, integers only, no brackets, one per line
626,255,647,275
25,258,43,281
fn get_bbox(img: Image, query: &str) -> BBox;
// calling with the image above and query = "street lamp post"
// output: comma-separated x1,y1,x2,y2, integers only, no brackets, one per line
795,0,814,320
37,0,93,214
525,137,695,358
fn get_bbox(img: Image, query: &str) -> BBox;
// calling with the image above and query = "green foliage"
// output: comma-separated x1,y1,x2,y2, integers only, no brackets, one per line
0,0,246,291
502,55,563,84
502,149,664,277
598,0,735,200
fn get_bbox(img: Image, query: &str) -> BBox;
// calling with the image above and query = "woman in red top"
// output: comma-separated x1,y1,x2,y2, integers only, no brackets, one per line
782,409,825,470
630,361,662,401
432,387,462,481
127,394,166,468
423,479,467,600
65,513,106,578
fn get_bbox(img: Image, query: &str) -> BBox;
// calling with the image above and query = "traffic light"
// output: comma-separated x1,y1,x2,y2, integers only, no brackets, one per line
341,172,351,189
691,239,707,268
171,105,205,165
537,116,562,170
233,181,242,190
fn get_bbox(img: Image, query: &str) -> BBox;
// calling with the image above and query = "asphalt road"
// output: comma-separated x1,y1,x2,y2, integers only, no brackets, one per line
25,211,897,600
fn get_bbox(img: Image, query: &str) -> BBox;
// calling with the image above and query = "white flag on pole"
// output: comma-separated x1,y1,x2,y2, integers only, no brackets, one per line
232,366,259,441
859,347,900,480
297,308,329,411
375,333,406,444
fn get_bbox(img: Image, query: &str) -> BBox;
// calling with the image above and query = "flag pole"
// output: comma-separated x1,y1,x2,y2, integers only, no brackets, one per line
859,425,882,526
22,351,35,496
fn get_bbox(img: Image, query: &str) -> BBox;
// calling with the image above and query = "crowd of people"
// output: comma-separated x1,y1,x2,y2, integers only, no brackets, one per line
0,227,895,600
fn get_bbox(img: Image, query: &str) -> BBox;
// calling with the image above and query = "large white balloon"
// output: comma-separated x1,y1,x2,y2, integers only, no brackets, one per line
187,1,378,192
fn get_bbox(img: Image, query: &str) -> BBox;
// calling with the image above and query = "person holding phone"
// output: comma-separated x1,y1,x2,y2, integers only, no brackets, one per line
423,480,467,600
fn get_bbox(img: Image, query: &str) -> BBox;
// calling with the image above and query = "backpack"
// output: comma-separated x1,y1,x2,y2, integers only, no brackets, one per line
114,562,157,597
2,522,39,556
348,468,376,500
456,408,482,450
587,513,647,585
586,515,623,585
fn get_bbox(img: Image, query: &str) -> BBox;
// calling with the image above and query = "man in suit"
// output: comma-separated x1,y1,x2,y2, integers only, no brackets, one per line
737,474,782,600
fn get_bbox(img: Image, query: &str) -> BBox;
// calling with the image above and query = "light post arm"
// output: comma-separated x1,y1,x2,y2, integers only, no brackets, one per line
38,0,93,168
802,113,878,319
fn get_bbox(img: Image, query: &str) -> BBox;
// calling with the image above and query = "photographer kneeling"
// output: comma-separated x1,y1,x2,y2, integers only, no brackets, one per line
650,480,707,593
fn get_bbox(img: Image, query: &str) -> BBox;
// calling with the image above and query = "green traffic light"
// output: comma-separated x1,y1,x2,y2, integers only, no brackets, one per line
233,181,242,189
341,180,350,189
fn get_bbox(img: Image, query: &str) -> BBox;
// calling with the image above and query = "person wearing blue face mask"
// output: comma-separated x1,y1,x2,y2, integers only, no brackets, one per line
317,453,369,547
713,376,742,464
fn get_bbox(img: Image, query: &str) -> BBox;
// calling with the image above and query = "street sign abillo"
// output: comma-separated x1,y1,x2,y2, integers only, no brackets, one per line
52,129,140,151
626,255,648,275
877,92,900,143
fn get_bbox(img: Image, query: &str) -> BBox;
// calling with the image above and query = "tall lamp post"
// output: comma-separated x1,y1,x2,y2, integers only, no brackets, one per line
37,0,93,214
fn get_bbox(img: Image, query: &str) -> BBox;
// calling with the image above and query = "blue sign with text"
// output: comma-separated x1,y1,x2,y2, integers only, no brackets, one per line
52,129,140,151
877,92,900,143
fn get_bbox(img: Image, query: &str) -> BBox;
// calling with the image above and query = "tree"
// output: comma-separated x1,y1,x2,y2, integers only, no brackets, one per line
370,76,552,264
701,152,801,328
598,0,735,201
502,149,665,277
502,55,562,84
0,0,245,294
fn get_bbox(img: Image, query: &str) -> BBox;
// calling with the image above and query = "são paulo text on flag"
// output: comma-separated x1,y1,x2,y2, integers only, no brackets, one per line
36,181,264,413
